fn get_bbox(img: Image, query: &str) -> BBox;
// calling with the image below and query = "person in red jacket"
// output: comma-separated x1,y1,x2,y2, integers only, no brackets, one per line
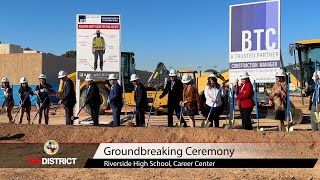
236,71,254,130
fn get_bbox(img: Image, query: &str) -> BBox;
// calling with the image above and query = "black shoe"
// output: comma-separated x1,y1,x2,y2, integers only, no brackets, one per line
94,67,97,71
100,67,103,71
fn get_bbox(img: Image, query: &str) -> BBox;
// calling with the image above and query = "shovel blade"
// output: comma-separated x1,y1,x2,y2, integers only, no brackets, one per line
200,121,206,128
286,126,294,132
222,124,230,129
205,122,211,127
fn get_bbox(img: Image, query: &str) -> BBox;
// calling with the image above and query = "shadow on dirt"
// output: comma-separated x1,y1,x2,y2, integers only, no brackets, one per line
0,133,25,141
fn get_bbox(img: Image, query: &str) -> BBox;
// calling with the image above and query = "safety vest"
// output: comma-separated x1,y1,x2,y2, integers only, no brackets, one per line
93,37,105,50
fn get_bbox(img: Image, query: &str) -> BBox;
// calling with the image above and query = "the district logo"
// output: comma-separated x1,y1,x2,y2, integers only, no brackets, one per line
44,140,59,155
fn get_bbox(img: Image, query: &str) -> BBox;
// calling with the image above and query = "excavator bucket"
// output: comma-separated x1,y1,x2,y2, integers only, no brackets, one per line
292,108,303,124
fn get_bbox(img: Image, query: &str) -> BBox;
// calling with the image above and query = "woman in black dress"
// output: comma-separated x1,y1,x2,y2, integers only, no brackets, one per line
18,77,34,124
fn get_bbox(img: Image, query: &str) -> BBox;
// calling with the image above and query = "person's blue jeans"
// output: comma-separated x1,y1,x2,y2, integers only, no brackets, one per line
112,107,121,127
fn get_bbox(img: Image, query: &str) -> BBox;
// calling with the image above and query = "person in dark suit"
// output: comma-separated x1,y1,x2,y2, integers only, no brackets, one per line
107,74,123,127
82,74,101,126
58,70,76,125
159,69,187,127
130,74,147,127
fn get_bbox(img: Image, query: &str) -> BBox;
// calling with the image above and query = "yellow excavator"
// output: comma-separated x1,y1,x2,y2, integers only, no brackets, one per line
289,39,320,91
57,52,136,114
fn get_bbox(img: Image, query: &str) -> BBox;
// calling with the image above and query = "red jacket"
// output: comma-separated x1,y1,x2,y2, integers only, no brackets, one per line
236,81,254,108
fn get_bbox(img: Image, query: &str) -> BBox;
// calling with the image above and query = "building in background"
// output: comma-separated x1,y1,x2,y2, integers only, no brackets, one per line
0,44,76,105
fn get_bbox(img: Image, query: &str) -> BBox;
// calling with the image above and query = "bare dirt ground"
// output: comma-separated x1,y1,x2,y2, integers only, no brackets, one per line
0,97,320,179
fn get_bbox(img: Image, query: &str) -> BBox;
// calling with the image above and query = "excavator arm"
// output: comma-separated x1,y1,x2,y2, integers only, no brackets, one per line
147,62,170,86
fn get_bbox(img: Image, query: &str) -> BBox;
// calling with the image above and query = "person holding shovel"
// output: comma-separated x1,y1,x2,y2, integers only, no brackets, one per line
159,69,187,127
58,70,76,125
131,74,147,127
305,71,320,131
180,74,201,127
1,77,14,123
35,74,54,125
269,69,287,131
236,71,254,130
81,74,101,126
18,77,34,124
107,74,123,127
204,74,225,127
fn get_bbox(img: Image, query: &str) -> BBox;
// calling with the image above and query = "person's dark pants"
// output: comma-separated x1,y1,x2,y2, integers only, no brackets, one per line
240,107,253,130
64,105,74,125
136,107,145,127
206,104,223,127
90,105,99,126
94,50,104,69
168,104,187,127
112,107,122,127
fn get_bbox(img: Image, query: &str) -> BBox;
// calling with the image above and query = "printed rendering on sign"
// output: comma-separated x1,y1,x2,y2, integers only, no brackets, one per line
229,0,280,83
76,14,121,79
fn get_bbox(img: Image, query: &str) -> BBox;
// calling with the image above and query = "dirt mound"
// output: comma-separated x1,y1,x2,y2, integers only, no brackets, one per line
0,168,319,180
1,123,320,179
1,123,320,143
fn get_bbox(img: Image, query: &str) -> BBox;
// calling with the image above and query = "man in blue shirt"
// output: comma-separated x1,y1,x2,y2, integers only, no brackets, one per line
107,74,123,127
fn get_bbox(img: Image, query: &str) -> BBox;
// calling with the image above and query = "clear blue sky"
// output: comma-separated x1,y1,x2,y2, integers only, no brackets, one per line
0,0,318,71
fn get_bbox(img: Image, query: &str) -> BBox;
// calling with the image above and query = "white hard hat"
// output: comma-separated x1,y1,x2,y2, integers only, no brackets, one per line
169,69,178,77
181,74,192,84
1,77,9,83
39,74,47,79
96,30,101,34
108,74,118,80
85,74,93,81
20,77,28,84
209,74,217,78
58,70,67,79
130,74,139,82
275,69,286,77
239,71,250,79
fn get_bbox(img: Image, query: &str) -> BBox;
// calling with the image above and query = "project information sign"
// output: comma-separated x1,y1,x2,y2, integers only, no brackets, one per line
76,14,121,79
229,0,280,83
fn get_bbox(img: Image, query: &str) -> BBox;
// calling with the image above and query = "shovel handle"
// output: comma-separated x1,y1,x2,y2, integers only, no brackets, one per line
31,96,48,124
13,94,29,122
253,80,259,128
53,102,61,113
77,105,85,117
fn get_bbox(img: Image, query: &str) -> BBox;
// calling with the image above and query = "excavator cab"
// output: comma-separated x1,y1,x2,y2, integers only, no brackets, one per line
289,39,320,89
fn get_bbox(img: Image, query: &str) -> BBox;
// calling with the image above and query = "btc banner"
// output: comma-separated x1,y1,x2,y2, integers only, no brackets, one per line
229,0,281,83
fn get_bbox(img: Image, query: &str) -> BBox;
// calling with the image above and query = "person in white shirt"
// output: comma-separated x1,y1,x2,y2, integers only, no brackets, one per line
204,74,225,127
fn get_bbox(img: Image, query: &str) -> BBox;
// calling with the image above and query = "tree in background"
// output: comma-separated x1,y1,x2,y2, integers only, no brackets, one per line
62,50,76,59
24,47,32,50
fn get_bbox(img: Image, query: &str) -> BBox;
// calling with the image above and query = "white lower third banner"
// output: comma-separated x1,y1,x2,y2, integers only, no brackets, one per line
84,143,318,168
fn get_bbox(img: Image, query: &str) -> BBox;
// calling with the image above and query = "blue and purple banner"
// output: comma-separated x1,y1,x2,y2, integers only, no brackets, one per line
229,0,280,83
